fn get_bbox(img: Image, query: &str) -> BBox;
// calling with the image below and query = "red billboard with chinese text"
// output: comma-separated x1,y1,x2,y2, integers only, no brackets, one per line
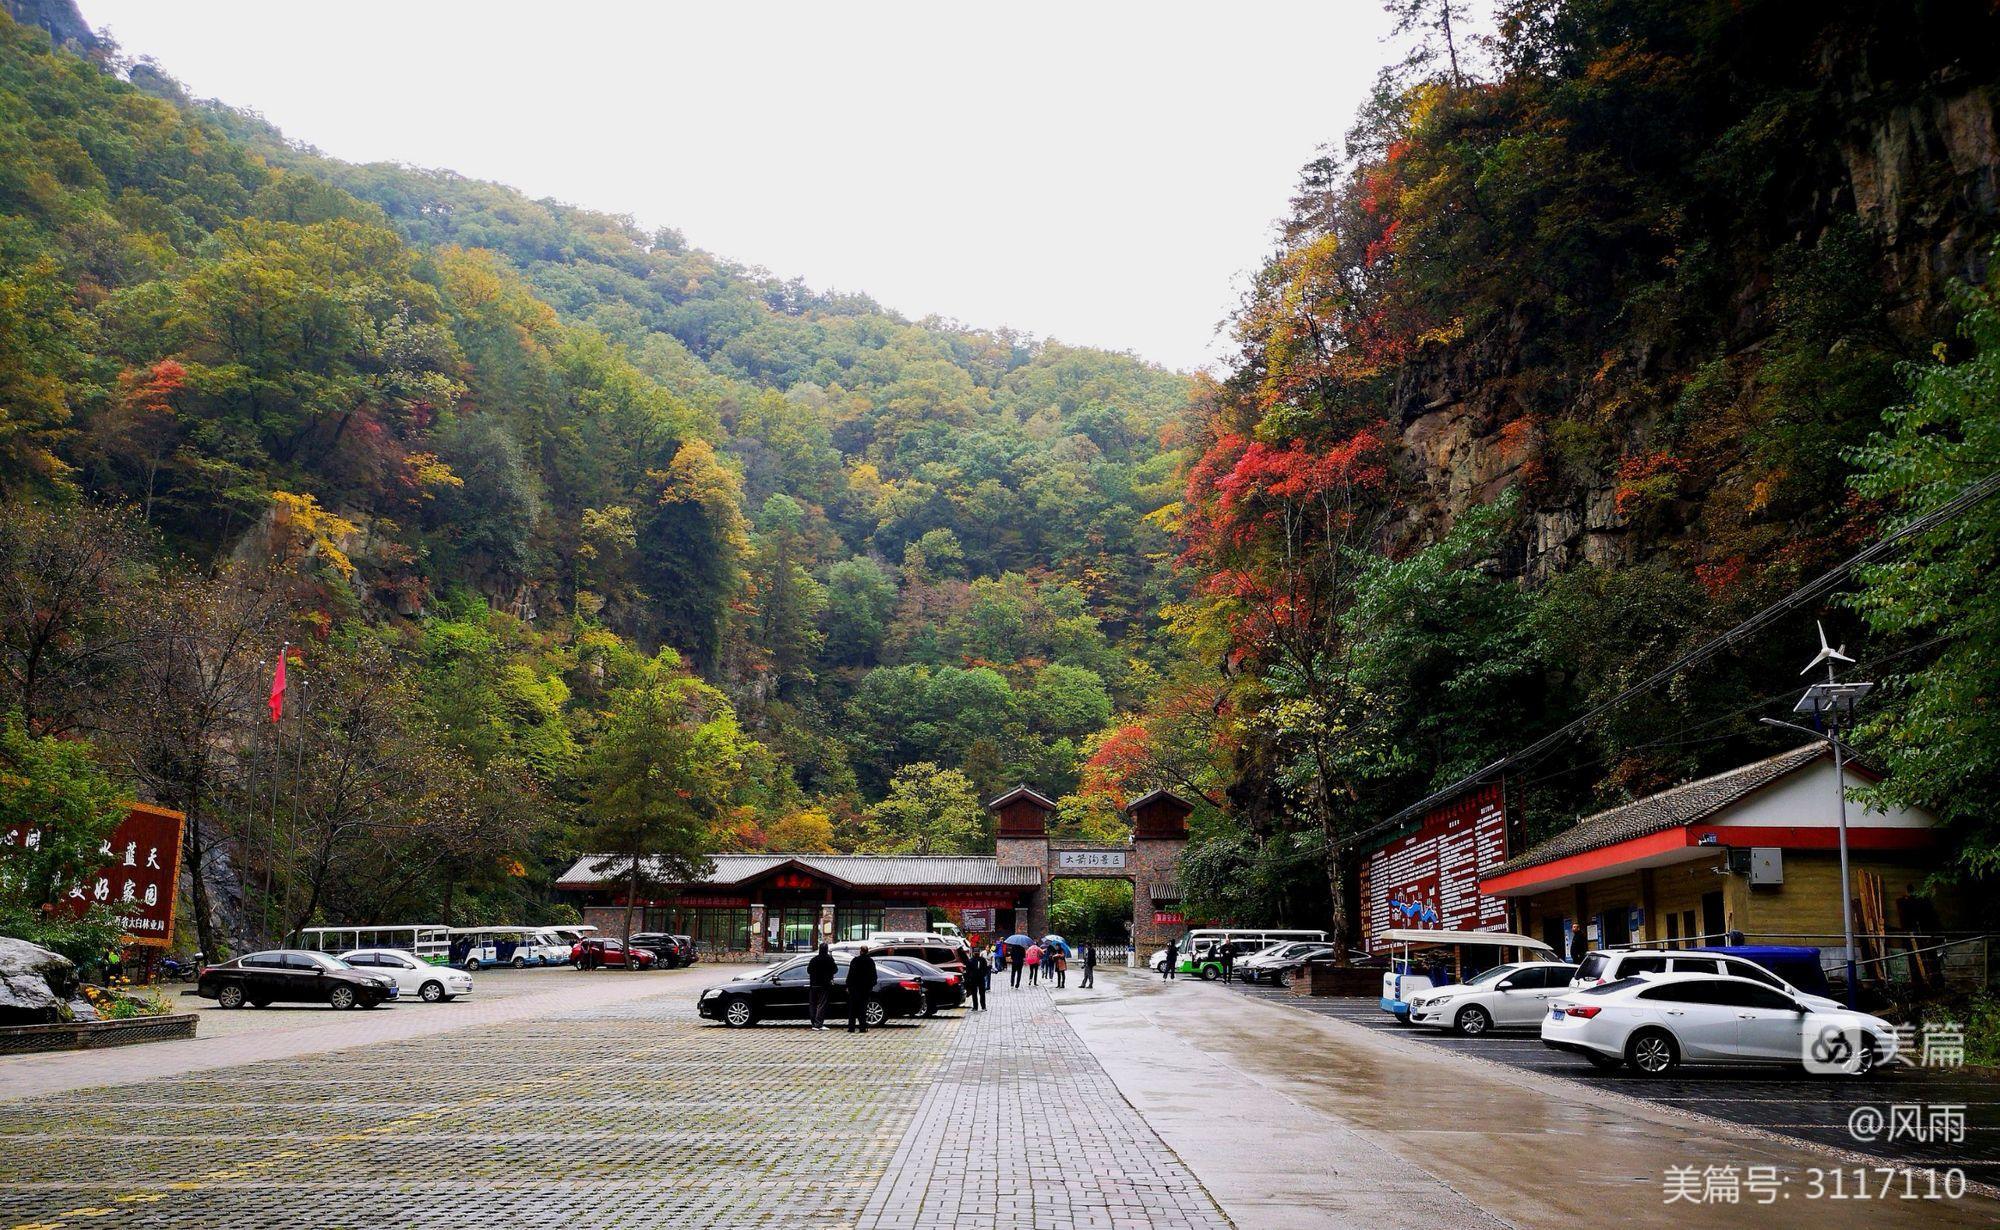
1361,782,1507,952
5,802,185,948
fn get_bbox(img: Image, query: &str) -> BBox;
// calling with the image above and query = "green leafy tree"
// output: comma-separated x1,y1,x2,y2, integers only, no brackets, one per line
858,762,987,854
1849,255,2000,875
583,652,748,943
0,714,130,963
821,555,896,669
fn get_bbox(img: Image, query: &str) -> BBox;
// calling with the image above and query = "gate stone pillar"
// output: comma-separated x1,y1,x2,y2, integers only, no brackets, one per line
748,903,767,957
818,901,836,944
989,785,1055,939
1125,790,1192,952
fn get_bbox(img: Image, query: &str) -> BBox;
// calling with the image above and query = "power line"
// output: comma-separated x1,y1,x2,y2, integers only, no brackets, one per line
1508,633,1951,796
1354,468,2000,847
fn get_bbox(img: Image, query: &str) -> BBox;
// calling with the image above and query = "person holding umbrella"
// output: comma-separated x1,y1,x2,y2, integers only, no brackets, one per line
1043,935,1069,989
1005,935,1028,987
1025,940,1042,985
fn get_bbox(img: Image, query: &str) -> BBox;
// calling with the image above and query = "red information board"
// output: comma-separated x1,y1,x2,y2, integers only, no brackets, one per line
1361,782,1507,951
4,802,186,948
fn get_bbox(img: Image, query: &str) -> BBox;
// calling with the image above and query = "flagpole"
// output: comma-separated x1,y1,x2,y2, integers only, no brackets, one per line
264,643,287,943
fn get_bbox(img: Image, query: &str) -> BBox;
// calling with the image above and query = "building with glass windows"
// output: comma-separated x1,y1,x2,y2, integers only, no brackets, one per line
554,787,1197,957
555,853,1047,956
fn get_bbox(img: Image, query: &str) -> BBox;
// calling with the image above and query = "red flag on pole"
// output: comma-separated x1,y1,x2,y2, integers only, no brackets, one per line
268,648,287,724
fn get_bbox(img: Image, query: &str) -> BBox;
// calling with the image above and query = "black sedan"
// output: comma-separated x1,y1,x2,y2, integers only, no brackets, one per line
876,955,963,1016
197,949,398,1009
697,955,925,1028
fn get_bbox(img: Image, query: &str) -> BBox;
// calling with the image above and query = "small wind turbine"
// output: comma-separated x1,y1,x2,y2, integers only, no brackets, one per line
1799,621,1856,678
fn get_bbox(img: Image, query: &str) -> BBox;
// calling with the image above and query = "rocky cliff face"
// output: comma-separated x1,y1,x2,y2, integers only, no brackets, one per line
1390,74,1998,583
3,0,98,53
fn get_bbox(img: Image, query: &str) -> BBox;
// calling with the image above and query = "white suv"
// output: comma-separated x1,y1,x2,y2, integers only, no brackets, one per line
1570,949,1838,1010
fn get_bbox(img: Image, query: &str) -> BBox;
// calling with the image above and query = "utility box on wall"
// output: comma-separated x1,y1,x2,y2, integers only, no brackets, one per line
1748,847,1783,886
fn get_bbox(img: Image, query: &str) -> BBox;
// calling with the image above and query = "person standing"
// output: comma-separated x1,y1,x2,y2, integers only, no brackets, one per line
1080,943,1096,989
1008,942,1024,988
1162,939,1178,980
1025,942,1042,986
1219,942,1235,984
964,946,990,1011
845,945,878,1034
1053,945,1067,989
807,941,837,1031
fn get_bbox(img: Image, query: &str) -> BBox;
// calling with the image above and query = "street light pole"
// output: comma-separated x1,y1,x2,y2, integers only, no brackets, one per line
1761,622,1871,1008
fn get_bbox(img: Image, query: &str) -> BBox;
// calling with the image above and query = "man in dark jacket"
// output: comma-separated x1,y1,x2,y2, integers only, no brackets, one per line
845,946,878,1033
807,942,837,1031
964,947,990,1011
1080,943,1097,989
1162,940,1178,980
1219,942,1235,983
1007,942,1025,988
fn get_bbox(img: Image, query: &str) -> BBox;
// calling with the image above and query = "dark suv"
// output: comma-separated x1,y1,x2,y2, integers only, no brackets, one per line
629,932,696,968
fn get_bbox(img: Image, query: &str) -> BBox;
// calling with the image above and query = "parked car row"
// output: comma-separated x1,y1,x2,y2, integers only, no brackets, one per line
1385,940,1900,1077
196,948,473,1010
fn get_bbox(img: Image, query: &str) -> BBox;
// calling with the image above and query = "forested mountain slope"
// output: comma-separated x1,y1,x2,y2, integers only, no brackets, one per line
0,1,1190,947
0,1,1190,819
1148,0,2000,926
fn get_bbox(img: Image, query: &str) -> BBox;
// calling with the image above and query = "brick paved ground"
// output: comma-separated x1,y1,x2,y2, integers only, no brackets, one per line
857,979,1231,1230
0,980,956,1229
0,966,720,1103
0,974,1231,1230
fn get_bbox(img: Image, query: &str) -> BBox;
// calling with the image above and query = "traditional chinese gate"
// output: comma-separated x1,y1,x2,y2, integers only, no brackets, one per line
989,787,1191,949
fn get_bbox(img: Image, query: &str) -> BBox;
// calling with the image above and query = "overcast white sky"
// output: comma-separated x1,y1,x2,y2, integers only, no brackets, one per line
79,1,1398,372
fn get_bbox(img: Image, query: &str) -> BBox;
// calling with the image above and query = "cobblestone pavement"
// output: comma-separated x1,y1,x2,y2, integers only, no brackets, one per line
0,974,1231,1230
0,966,716,1103
857,978,1231,1230
0,980,956,1229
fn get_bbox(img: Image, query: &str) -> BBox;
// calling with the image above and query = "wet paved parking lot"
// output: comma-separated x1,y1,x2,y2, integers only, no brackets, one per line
7,965,1998,1229
1225,980,2000,1187
0,972,1227,1230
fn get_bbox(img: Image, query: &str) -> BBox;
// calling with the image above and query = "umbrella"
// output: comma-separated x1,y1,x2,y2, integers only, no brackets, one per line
1003,933,1033,947
1042,934,1069,954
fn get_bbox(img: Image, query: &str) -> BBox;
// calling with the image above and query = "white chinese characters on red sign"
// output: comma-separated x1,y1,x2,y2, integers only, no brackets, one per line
3,804,185,947
1363,782,1507,949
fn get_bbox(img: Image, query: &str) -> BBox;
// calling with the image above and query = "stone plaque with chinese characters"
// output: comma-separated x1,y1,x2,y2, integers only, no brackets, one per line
1055,850,1127,871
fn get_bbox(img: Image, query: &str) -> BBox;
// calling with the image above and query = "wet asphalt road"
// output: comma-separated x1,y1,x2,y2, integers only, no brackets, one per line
1223,978,2000,1186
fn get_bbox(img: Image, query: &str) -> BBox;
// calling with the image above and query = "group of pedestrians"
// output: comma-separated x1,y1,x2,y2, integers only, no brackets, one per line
993,938,1096,990
796,935,1103,1033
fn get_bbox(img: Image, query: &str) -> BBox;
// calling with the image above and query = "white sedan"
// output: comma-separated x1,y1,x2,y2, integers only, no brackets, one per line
1541,972,1897,1076
1407,961,1578,1034
339,949,474,1003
